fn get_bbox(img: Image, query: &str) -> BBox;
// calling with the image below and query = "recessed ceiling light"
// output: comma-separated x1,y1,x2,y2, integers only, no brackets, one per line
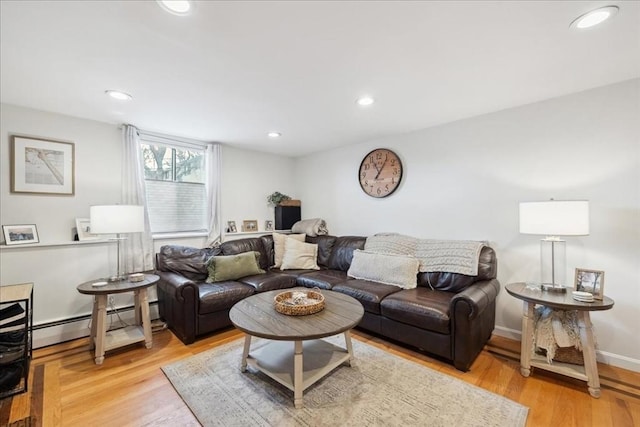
357,96,375,106
268,132,281,138
105,90,133,101
157,0,193,16
570,5,619,29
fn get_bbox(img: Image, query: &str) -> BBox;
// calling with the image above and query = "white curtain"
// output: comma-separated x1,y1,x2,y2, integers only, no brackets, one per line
205,143,222,247
121,124,155,273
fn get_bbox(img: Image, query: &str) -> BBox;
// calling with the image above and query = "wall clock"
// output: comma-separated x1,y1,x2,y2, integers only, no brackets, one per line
358,148,403,198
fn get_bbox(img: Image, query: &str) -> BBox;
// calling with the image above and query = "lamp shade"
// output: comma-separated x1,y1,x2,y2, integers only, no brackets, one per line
90,205,144,234
519,200,589,236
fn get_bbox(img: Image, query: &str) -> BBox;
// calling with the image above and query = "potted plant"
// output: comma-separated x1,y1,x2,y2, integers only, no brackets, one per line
267,191,292,206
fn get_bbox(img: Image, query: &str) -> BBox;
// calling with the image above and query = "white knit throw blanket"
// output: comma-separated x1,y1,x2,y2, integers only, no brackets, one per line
290,218,328,237
533,306,583,363
365,234,486,275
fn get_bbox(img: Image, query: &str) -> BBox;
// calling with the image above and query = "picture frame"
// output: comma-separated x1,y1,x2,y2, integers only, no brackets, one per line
265,220,274,232
10,135,75,195
242,220,258,232
75,218,101,241
574,268,605,300
227,221,237,233
2,224,39,245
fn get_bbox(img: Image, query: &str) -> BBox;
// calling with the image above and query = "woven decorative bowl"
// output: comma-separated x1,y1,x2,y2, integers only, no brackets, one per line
274,290,325,316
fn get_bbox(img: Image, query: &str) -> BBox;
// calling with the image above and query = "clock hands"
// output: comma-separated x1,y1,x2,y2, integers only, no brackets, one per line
374,154,388,179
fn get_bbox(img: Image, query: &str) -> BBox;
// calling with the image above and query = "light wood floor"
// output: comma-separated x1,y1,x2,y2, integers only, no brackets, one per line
1,327,639,426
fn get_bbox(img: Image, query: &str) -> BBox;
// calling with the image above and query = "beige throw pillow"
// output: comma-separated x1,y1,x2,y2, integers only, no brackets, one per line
280,238,320,270
273,232,305,268
347,250,419,289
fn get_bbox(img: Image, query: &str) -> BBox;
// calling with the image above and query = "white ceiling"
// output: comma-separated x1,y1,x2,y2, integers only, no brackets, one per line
1,1,638,157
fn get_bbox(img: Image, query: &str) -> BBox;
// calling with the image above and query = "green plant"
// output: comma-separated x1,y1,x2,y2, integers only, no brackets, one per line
267,191,291,206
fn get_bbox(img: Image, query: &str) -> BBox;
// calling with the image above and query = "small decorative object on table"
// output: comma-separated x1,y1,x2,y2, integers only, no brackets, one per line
128,273,145,282
227,221,237,233
274,290,325,316
574,268,604,300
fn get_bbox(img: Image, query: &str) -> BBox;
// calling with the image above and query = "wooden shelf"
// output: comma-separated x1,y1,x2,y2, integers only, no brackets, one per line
103,326,145,351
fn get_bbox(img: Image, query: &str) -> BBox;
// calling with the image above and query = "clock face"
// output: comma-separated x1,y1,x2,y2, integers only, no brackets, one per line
358,148,403,198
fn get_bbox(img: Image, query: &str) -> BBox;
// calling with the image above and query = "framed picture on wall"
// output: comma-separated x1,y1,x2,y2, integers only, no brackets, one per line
2,224,39,245
574,268,605,300
10,135,75,195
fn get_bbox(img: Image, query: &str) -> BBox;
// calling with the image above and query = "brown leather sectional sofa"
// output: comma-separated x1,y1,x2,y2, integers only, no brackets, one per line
155,234,499,371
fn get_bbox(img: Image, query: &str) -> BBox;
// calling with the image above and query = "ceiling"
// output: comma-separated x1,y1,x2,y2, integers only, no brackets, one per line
1,1,638,157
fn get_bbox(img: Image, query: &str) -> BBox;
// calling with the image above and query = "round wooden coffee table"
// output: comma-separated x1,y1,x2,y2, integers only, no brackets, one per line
229,287,364,408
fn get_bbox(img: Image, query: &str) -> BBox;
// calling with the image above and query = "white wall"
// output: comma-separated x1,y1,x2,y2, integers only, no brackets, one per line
296,79,640,371
0,104,296,347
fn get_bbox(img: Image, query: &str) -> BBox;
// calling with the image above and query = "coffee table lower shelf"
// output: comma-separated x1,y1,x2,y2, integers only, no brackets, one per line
241,335,353,409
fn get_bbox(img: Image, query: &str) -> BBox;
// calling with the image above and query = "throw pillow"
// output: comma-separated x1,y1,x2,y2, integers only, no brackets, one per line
206,251,265,283
272,232,305,268
280,238,320,270
347,250,419,289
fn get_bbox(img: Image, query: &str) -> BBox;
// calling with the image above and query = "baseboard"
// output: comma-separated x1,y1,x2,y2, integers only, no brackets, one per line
492,325,640,373
32,303,160,349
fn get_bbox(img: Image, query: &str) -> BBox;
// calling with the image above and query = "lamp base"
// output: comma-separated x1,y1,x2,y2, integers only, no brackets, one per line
541,283,568,293
108,275,127,282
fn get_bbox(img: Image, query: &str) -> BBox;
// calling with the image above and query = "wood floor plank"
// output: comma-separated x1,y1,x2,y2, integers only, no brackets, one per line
4,328,638,426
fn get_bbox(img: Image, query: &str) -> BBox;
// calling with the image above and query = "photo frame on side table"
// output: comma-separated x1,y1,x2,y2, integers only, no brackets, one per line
574,268,605,300
2,224,39,245
11,135,75,195
75,218,101,241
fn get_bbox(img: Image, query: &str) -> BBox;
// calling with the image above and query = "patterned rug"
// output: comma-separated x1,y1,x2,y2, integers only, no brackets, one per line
162,337,528,427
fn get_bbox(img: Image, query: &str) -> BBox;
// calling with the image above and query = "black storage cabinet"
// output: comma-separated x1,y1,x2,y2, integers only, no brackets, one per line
275,206,301,230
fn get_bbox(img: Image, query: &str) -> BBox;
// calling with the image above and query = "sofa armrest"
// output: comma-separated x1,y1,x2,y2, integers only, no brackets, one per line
156,271,200,344
449,278,500,371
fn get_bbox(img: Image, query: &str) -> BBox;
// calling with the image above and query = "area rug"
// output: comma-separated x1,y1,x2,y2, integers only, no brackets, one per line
162,337,528,427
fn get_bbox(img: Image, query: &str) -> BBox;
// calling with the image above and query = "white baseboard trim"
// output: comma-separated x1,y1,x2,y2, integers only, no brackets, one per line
33,304,160,349
493,326,640,373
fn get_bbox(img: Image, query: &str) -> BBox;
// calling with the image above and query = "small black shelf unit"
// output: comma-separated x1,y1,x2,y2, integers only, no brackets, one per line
0,283,33,400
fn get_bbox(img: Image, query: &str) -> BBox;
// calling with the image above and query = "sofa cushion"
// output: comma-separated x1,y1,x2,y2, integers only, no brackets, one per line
296,270,350,290
220,237,270,270
206,252,265,283
332,280,402,314
306,235,338,267
156,245,221,281
198,282,255,314
281,238,320,270
380,288,452,334
347,250,419,289
326,236,366,271
272,233,306,268
239,271,297,292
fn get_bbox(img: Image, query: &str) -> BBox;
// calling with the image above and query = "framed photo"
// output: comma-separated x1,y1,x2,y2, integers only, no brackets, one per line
2,224,39,245
227,221,237,233
574,268,605,300
75,218,101,241
242,220,258,232
10,135,75,195
265,220,274,231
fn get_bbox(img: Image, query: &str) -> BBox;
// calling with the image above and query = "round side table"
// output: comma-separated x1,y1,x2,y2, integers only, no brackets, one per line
77,274,159,364
506,282,614,398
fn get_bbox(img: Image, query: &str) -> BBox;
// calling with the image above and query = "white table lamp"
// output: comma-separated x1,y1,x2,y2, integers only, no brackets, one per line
519,200,589,291
90,205,144,281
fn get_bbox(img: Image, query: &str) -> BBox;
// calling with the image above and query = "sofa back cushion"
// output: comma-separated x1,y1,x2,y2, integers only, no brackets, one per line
220,238,270,270
326,236,366,271
417,246,497,292
306,235,338,267
156,245,221,281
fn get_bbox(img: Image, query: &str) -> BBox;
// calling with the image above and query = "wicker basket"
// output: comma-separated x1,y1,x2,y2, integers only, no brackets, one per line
274,290,324,316
536,346,584,365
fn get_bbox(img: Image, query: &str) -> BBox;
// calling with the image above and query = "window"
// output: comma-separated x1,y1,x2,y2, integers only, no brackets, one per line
141,139,207,234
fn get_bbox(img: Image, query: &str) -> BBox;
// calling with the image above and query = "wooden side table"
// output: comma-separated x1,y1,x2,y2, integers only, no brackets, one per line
77,274,158,364
506,282,614,398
